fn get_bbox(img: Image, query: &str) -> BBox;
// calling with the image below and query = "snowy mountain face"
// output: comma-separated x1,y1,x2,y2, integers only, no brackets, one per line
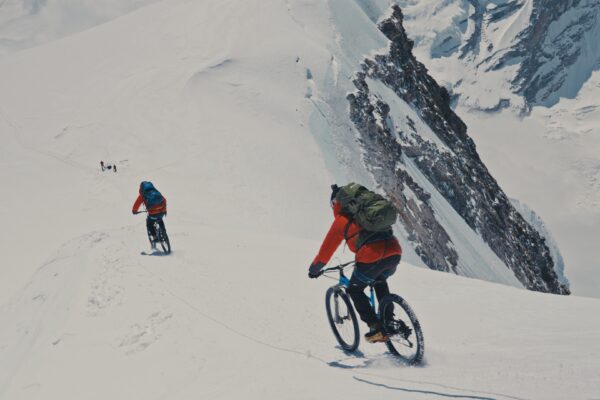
346,6,568,294
1,1,599,399
395,0,600,297
398,0,600,111
0,0,158,58
501,0,600,107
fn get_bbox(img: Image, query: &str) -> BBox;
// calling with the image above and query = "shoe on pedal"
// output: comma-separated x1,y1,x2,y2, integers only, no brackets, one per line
365,322,389,343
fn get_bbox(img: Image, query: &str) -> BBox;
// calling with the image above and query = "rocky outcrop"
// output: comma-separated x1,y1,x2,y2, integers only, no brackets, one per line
347,6,570,294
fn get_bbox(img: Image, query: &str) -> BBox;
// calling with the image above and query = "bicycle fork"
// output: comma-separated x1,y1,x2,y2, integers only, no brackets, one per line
369,286,377,315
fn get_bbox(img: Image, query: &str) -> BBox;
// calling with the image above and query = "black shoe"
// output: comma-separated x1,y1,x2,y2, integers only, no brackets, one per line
365,322,389,343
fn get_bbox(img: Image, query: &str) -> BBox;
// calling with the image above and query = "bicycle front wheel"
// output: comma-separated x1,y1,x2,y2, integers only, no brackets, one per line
380,294,424,365
325,286,359,352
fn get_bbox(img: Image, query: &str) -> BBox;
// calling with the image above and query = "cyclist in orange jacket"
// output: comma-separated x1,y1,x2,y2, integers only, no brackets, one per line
309,185,402,343
132,181,167,247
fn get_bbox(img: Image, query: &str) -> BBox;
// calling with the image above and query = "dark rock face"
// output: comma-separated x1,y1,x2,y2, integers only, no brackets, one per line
347,5,570,294
460,0,486,58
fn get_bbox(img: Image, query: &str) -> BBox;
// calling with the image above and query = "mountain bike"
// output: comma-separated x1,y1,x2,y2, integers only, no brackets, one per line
318,262,424,365
135,210,171,254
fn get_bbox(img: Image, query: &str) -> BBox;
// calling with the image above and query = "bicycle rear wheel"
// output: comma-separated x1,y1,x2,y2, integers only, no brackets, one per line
325,286,359,352
155,222,171,254
380,294,424,365
147,229,154,248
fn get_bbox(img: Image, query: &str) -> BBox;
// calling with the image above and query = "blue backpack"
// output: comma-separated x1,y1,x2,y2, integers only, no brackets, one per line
140,181,165,208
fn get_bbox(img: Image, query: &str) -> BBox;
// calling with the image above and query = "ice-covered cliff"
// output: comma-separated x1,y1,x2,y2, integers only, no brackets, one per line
345,5,569,293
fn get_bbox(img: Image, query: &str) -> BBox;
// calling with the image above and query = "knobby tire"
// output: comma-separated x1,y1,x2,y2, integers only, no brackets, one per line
325,286,359,352
156,222,171,254
379,294,424,365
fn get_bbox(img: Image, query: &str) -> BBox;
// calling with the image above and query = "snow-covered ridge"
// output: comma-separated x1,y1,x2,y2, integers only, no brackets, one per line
394,0,600,297
398,0,600,111
0,0,159,58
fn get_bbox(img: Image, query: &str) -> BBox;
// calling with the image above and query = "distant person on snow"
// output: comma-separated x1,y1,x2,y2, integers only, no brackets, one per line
100,161,105,171
132,181,167,248
308,184,403,343
114,165,117,173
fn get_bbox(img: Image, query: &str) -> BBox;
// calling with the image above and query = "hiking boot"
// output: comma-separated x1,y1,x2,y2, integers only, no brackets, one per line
364,322,389,343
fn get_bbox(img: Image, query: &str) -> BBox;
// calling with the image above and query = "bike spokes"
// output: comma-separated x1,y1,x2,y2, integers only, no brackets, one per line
325,287,359,352
380,295,424,365
148,220,171,254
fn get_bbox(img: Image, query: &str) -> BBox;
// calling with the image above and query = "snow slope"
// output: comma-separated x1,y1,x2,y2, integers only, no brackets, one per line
2,225,599,399
0,0,160,58
1,0,599,398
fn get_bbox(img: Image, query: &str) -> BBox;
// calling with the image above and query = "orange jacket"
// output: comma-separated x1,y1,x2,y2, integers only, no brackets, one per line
312,202,401,265
132,194,167,215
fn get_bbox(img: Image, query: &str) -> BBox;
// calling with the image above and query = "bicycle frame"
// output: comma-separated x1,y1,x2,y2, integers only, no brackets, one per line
322,262,378,314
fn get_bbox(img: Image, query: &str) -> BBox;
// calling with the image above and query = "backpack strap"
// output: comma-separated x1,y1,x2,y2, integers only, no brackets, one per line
344,218,375,251
344,218,394,251
343,218,359,243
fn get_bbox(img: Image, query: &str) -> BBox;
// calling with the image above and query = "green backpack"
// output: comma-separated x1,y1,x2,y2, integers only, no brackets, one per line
335,183,398,248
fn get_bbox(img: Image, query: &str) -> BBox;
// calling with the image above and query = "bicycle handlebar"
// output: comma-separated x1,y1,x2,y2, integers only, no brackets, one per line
319,260,355,276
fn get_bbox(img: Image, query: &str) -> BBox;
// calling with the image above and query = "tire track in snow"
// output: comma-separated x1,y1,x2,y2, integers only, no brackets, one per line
353,375,530,400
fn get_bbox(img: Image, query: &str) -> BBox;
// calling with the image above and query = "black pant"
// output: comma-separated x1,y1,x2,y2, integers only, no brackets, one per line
347,255,400,326
146,216,165,239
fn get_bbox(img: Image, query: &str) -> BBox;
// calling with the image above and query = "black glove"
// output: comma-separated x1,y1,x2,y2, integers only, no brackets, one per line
308,262,325,279
132,210,138,215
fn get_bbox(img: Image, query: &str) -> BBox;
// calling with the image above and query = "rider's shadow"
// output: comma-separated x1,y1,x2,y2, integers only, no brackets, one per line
140,250,170,257
328,348,374,369
328,349,424,369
